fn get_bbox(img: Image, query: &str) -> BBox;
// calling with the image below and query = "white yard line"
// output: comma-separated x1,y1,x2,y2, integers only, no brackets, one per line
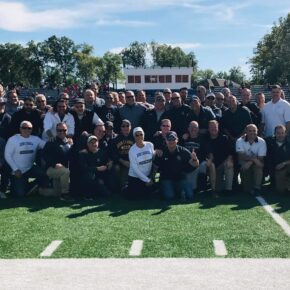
256,196,290,237
129,240,143,256
40,240,63,257
213,240,228,256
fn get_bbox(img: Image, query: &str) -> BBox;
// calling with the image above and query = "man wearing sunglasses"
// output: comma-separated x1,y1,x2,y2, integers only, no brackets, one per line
4,121,47,197
42,122,72,199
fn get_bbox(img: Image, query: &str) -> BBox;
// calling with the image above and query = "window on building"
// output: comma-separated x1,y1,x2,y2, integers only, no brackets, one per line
175,75,189,83
166,75,172,83
145,75,158,83
128,75,141,83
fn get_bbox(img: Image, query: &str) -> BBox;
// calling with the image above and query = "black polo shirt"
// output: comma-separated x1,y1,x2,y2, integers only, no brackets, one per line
154,145,194,180
221,106,252,138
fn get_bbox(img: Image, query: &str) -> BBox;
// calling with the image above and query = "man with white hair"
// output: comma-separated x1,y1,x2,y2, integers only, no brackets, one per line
5,121,47,197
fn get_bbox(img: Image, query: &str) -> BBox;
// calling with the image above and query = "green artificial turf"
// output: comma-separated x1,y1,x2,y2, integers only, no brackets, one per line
0,191,290,258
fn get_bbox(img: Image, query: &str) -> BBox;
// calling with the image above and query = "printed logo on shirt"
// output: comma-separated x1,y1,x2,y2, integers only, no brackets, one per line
19,150,34,154
20,142,34,146
139,159,152,165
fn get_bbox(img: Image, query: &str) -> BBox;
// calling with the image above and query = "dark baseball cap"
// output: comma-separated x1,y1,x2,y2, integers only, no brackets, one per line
156,95,166,102
105,121,114,128
166,131,178,141
189,95,200,103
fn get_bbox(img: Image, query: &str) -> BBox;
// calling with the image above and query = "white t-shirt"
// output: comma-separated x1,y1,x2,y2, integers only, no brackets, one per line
236,136,267,158
262,99,290,137
128,142,154,183
5,134,46,173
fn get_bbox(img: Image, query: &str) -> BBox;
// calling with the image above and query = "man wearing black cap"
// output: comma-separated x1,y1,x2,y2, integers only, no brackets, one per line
204,93,222,120
154,131,199,201
141,94,166,142
104,121,117,142
109,119,134,189
79,135,113,199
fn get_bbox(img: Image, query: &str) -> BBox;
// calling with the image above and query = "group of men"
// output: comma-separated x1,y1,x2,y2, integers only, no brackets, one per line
0,83,290,201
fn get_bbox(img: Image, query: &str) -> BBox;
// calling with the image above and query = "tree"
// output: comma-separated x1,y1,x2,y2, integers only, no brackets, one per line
120,41,147,67
0,43,41,86
151,44,197,68
75,44,99,85
250,13,290,84
41,35,78,85
96,52,124,88
214,71,229,79
228,66,245,84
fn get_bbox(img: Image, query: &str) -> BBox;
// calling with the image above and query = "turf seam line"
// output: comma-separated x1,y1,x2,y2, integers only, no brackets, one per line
213,240,228,256
129,240,143,256
40,240,63,257
256,196,290,237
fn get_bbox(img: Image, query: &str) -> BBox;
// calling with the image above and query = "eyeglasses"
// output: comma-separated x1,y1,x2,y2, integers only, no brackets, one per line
135,133,143,137
21,127,32,130
57,129,67,132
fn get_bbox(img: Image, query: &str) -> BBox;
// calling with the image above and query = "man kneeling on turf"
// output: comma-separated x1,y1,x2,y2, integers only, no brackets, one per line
236,124,266,195
4,121,47,197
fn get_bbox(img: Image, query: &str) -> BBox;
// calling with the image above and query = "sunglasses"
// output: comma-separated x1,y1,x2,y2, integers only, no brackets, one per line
126,96,134,99
57,129,67,132
21,127,32,130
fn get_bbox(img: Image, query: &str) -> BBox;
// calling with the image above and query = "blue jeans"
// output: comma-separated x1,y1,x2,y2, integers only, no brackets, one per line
161,178,193,200
11,165,47,197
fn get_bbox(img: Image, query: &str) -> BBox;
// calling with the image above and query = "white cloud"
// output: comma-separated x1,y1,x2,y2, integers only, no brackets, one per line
0,2,89,32
96,19,154,27
168,42,201,50
0,0,250,32
109,47,125,54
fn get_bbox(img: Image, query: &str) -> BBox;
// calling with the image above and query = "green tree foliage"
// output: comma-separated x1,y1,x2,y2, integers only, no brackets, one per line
96,52,123,87
121,41,147,67
0,43,41,86
41,36,78,85
228,66,245,84
75,44,99,85
250,13,290,84
151,44,197,68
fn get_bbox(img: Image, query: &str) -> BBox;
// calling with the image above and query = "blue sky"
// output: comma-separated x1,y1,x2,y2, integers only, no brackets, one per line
0,0,289,78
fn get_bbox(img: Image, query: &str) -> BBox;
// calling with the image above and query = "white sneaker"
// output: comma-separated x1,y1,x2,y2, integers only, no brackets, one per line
0,191,7,199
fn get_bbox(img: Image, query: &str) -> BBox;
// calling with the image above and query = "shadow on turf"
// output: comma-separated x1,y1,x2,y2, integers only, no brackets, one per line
0,185,288,217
